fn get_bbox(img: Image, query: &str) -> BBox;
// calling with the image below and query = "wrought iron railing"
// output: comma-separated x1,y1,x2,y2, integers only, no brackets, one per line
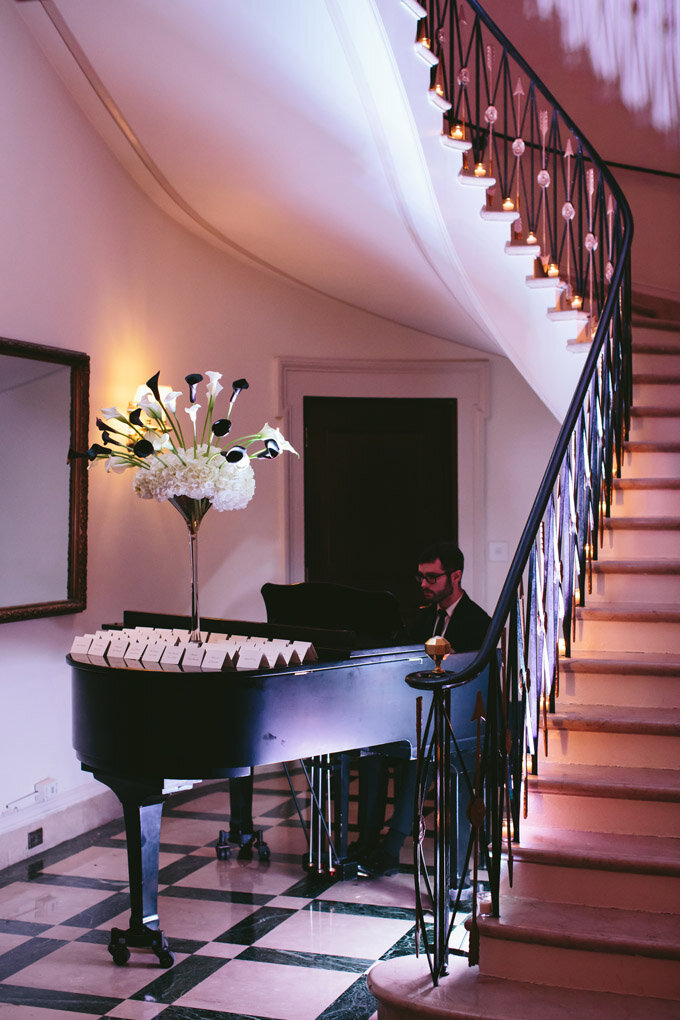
404,0,634,985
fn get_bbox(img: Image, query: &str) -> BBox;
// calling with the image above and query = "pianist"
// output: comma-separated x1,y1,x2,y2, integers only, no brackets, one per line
355,541,491,878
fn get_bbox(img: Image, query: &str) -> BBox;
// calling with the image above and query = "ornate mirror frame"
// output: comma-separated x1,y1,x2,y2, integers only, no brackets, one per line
1,337,89,623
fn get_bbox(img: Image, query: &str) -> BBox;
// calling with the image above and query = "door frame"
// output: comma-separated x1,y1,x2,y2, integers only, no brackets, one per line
277,356,490,605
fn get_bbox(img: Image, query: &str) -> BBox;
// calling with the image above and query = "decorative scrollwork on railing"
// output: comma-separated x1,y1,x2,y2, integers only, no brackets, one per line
405,0,634,986
415,0,629,339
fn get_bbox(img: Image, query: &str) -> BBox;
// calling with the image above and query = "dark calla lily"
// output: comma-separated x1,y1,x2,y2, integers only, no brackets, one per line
212,418,232,437
265,438,280,457
222,446,246,463
87,443,110,460
133,438,154,458
230,378,249,403
185,373,203,403
146,371,161,401
129,408,143,427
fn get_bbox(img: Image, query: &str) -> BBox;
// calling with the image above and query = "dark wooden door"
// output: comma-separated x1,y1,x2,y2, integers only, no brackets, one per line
303,396,458,616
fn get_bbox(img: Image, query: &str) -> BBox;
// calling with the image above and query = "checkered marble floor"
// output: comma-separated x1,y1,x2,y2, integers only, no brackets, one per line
0,766,475,1020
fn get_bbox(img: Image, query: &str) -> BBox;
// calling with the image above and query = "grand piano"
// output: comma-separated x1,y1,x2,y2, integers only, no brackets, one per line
69,606,487,966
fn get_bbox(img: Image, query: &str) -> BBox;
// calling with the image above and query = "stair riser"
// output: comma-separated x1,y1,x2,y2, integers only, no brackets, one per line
588,571,680,602
610,487,680,515
629,416,680,443
478,937,680,999
500,863,680,913
622,448,680,477
633,381,680,410
538,729,680,770
599,528,680,558
633,351,680,374
574,617,680,653
558,671,680,709
527,789,680,837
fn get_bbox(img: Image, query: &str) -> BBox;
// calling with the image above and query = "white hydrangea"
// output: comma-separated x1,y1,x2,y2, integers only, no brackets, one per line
132,446,255,511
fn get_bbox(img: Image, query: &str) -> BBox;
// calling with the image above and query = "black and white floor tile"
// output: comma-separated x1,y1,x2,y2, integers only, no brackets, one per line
0,766,475,1020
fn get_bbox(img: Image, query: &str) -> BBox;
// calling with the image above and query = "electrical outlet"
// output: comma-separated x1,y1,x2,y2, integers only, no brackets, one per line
27,828,43,849
34,778,58,802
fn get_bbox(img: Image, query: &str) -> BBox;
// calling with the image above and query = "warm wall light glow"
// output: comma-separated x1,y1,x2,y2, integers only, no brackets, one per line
558,637,566,655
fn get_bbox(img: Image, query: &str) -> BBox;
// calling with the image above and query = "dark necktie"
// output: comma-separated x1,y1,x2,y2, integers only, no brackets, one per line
433,610,447,637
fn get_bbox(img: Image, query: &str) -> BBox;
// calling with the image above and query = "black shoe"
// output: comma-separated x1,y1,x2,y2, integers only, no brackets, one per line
356,847,400,878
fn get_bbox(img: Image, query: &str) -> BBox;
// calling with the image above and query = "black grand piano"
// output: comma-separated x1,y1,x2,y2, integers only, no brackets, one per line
70,600,488,967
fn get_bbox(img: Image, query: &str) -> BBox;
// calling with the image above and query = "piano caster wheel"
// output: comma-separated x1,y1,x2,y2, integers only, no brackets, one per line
237,831,269,862
157,949,175,968
109,945,130,966
215,830,232,860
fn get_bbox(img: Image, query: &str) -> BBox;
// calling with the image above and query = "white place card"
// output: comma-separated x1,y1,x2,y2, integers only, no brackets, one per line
172,628,190,642
69,634,94,662
161,644,186,669
288,641,318,664
106,635,130,665
142,641,167,665
124,641,147,665
87,634,112,667
259,647,287,669
182,644,206,670
236,646,267,671
201,646,232,671
153,629,175,642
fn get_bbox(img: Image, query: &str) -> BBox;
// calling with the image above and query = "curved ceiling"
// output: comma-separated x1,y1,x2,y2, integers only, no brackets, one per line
16,0,504,353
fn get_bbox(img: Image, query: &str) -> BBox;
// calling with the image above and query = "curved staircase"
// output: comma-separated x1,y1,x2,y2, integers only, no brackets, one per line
368,314,680,1018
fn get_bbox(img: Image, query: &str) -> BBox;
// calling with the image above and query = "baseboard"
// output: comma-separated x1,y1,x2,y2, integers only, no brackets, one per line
0,782,121,871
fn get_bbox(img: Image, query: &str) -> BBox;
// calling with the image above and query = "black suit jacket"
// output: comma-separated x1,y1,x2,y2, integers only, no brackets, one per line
409,592,491,652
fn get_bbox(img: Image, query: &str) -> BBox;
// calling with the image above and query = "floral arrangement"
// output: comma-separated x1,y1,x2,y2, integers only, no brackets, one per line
83,370,297,514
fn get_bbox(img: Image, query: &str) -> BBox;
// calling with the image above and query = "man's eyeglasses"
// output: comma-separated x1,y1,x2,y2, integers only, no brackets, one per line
415,571,448,584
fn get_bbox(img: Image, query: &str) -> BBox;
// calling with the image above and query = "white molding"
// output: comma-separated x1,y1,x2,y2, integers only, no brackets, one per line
277,357,490,605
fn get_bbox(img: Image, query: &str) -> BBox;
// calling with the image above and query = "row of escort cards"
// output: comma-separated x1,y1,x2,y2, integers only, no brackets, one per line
69,627,318,671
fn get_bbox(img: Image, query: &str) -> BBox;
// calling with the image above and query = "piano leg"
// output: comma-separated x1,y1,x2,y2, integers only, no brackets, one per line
93,772,175,968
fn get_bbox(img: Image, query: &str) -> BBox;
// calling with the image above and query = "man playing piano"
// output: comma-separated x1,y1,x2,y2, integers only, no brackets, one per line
355,541,491,878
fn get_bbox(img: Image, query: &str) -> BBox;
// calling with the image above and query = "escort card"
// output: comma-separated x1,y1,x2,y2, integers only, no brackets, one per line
69,634,94,662
161,644,186,670
106,634,130,664
182,644,206,670
287,641,318,664
259,646,287,669
124,640,147,665
236,645,267,671
142,642,167,667
87,634,112,666
172,628,190,642
201,646,232,671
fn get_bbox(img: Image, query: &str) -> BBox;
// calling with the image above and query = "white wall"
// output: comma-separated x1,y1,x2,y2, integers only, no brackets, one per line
0,1,558,863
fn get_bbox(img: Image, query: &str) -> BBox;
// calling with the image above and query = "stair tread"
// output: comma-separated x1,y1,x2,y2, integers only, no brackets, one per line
560,650,680,675
529,762,680,799
548,704,680,734
476,896,680,958
576,602,680,620
634,373,680,384
630,405,680,418
603,516,680,529
367,955,680,1020
592,558,680,573
613,476,680,489
513,825,680,875
625,440,680,451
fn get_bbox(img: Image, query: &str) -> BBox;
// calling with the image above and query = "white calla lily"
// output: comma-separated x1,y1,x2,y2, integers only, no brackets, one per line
138,392,164,418
163,390,183,413
260,423,298,456
101,407,126,420
205,371,223,398
185,404,201,425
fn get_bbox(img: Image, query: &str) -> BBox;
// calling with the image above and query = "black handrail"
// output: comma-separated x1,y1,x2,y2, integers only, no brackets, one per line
406,0,634,984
